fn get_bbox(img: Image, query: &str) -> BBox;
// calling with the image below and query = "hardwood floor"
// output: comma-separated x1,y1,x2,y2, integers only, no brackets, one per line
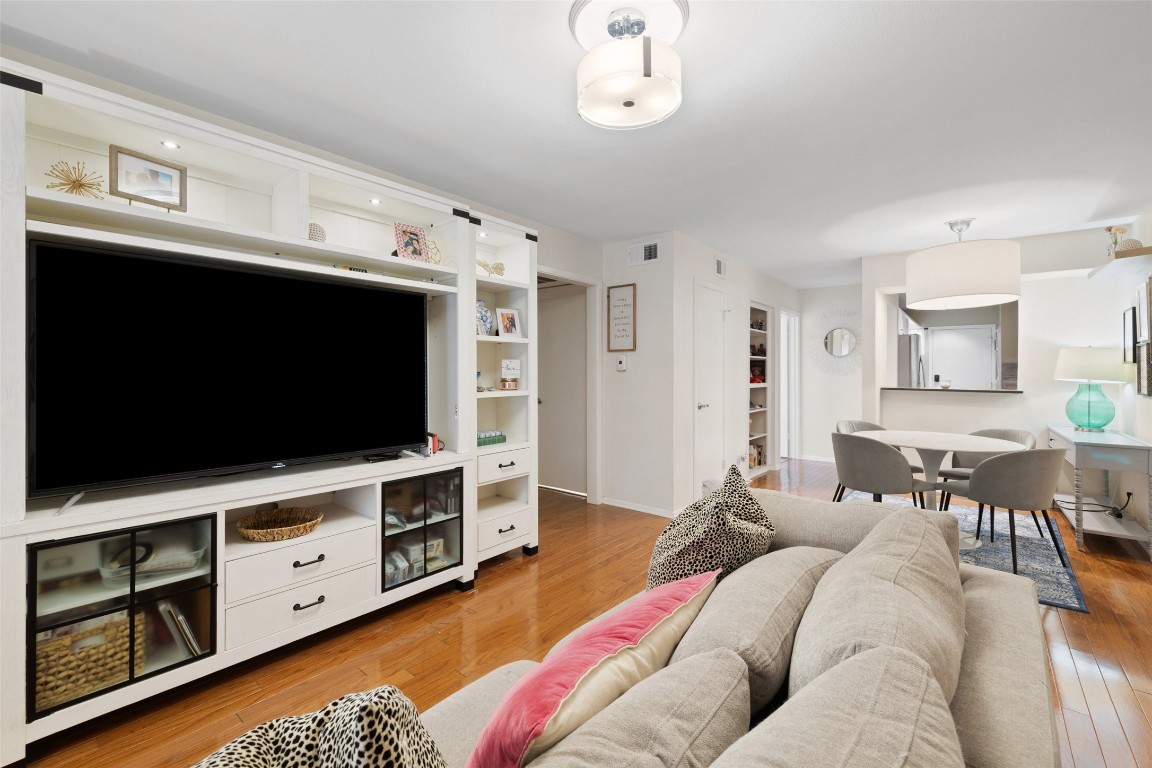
23,459,1152,767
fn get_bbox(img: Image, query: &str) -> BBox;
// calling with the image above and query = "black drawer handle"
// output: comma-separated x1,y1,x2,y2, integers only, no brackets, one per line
498,524,517,534
293,595,326,611
293,554,326,568
498,461,517,469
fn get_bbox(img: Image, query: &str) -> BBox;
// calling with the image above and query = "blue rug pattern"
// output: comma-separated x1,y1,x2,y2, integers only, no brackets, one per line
843,491,1087,612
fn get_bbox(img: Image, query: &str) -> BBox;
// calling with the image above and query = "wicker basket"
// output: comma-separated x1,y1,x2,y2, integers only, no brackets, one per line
235,507,323,542
35,613,146,712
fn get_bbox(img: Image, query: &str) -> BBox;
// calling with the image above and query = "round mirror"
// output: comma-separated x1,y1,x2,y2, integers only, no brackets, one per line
824,328,857,357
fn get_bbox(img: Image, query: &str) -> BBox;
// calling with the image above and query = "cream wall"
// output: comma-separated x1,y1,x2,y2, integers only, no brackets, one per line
799,285,863,461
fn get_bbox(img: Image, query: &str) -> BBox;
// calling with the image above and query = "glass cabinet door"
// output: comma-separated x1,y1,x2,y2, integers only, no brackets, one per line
382,469,463,590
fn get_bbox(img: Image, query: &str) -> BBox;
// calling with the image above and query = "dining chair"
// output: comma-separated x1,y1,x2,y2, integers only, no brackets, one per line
938,429,1036,481
936,449,1067,574
830,432,936,508
832,421,923,501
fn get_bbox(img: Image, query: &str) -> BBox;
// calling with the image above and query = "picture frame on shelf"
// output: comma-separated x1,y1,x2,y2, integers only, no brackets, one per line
496,308,521,338
393,223,429,262
108,145,187,212
1123,307,1137,363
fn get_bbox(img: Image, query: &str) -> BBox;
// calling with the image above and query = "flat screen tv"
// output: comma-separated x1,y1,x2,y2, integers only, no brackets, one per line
27,236,428,498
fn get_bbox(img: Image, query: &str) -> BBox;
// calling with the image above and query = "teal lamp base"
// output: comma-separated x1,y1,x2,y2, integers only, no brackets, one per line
1065,383,1115,432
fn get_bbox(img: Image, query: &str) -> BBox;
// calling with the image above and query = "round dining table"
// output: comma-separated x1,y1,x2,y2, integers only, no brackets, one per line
853,430,1028,513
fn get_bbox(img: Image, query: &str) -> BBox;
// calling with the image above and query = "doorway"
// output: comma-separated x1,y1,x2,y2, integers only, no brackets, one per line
779,310,798,461
924,325,1000,389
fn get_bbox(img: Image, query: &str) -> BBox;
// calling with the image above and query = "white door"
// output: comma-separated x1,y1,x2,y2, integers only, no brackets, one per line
693,283,726,492
925,325,999,389
537,283,587,494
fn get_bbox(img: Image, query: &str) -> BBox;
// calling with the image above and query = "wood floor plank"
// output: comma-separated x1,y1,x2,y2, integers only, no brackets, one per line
22,460,1152,768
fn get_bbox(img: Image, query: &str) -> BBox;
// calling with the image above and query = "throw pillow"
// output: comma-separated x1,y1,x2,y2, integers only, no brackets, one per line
669,546,844,711
788,508,966,702
192,685,445,768
711,646,964,768
529,647,750,767
467,569,720,768
647,464,775,589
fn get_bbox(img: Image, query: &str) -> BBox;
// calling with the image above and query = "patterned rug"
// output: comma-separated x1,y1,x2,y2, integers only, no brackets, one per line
843,491,1088,612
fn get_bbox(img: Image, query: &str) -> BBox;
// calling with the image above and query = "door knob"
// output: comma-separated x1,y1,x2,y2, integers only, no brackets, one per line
697,402,709,410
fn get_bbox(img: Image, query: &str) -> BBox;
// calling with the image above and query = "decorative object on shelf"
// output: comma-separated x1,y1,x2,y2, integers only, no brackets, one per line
307,222,327,242
426,239,443,264
1054,347,1128,431
750,366,764,383
1118,238,1144,252
500,358,522,383
499,379,519,390
477,429,507,447
939,380,952,390
393,223,430,262
570,0,688,129
476,300,495,336
34,611,146,712
1105,225,1128,253
756,343,766,356
235,506,323,541
44,160,104,199
476,258,505,276
906,219,1020,310
1123,307,1137,363
108,144,188,212
496,307,522,338
607,283,636,351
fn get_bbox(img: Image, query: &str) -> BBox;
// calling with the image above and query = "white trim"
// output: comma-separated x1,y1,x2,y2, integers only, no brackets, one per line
601,498,674,518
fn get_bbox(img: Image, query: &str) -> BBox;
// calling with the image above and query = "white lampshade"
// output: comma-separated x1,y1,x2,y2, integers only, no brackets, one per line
905,239,1021,310
1054,347,1128,383
577,36,682,129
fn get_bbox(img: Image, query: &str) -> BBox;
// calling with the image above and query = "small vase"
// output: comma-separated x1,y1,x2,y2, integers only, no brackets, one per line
476,300,494,336
307,223,326,242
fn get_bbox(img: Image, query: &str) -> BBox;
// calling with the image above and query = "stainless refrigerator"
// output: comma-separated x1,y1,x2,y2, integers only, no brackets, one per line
897,333,925,388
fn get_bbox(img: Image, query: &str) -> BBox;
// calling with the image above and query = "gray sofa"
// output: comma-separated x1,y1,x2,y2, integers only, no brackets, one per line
422,489,1059,767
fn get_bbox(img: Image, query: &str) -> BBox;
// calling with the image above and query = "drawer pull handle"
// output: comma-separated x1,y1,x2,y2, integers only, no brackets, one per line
293,554,326,568
498,461,517,469
293,595,326,611
498,524,517,534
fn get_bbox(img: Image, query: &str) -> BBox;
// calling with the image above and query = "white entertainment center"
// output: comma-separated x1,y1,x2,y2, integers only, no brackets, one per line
0,58,539,765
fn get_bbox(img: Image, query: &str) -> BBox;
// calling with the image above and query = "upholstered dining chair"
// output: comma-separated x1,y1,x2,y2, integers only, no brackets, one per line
936,449,1067,574
831,432,936,508
832,421,924,501
937,428,1036,481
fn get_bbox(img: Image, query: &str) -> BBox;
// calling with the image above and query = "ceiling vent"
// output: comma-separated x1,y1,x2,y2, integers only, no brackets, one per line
627,241,661,266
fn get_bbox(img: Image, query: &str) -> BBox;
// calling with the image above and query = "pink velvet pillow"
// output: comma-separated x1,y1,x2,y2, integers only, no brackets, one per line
466,569,720,768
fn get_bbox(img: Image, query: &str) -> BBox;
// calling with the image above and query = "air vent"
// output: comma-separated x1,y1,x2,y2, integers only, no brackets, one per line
715,258,728,278
627,241,661,266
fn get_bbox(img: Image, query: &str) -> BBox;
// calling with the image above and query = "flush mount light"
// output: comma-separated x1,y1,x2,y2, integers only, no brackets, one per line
160,140,181,149
570,1,688,129
478,232,488,238
369,198,382,205
905,219,1021,311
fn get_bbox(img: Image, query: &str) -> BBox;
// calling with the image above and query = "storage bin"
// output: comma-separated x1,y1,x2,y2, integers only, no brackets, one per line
35,612,145,712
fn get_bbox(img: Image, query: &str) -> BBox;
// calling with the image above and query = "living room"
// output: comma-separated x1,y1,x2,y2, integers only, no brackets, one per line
2,2,1151,767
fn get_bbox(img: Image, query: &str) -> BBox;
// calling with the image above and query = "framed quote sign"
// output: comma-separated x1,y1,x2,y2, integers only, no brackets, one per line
608,283,636,352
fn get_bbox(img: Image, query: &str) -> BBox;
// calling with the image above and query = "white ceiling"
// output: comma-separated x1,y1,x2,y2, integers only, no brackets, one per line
2,1,1150,288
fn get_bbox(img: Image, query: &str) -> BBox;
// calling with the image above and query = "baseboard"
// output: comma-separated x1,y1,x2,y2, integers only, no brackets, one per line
539,484,587,498
600,497,674,518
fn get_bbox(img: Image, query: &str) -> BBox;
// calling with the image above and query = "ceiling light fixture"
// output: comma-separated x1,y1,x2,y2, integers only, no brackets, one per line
369,198,381,205
905,219,1021,311
570,1,688,129
160,140,181,149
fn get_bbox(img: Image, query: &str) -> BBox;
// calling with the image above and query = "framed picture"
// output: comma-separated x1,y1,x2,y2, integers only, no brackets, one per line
394,223,429,262
607,283,636,352
1123,307,1138,363
1137,280,1150,344
108,145,187,211
496,308,521,338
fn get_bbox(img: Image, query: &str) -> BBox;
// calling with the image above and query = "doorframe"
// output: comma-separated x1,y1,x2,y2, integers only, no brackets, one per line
536,266,603,504
691,278,728,497
779,309,799,461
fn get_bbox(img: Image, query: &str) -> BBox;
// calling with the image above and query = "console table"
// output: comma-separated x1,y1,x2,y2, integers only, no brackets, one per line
1046,424,1152,558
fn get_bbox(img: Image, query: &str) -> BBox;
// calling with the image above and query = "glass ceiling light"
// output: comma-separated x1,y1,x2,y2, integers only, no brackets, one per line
570,1,688,129
905,219,1021,311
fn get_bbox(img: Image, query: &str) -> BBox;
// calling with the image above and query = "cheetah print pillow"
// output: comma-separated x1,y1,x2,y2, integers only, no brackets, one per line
646,464,776,590
192,685,445,768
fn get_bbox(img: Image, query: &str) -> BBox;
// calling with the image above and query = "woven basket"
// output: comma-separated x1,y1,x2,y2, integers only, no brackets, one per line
235,507,323,542
35,613,146,712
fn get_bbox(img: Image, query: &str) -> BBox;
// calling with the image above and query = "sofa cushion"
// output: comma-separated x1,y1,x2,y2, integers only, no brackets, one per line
789,509,965,702
712,646,964,768
647,464,775,589
467,569,719,768
193,685,445,768
670,546,843,711
528,647,750,768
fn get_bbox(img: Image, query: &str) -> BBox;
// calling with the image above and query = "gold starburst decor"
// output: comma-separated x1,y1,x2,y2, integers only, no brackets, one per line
45,160,104,199
476,259,505,276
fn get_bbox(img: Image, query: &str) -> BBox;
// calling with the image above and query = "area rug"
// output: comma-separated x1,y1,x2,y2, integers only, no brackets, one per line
843,491,1088,612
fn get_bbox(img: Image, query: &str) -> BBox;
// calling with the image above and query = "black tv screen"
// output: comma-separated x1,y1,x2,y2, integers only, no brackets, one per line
27,237,428,498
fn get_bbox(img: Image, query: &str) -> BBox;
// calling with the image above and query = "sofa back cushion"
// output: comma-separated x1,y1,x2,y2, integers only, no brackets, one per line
528,647,750,768
788,509,965,701
467,570,719,768
669,546,843,711
711,646,964,768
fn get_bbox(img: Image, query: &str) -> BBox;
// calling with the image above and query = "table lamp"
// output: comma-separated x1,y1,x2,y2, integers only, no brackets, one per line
1054,347,1129,431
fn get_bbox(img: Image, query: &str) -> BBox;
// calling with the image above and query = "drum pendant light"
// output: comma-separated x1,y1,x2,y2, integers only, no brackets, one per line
906,219,1021,311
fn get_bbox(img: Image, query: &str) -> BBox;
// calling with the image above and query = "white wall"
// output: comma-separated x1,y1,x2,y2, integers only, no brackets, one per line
538,284,587,494
799,285,863,460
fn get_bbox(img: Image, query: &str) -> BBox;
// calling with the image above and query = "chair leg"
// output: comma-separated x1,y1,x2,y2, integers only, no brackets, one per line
942,492,950,511
1042,509,1067,568
834,483,844,502
1008,509,1018,574
1031,511,1045,538
989,506,995,542
873,493,882,503
976,503,984,539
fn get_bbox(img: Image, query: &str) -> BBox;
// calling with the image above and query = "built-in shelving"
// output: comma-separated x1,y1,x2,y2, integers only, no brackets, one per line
748,305,771,477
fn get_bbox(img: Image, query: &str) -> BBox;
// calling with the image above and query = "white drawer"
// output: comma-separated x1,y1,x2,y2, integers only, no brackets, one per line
478,447,532,484
1047,431,1074,459
225,565,375,649
225,527,376,603
478,507,532,551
